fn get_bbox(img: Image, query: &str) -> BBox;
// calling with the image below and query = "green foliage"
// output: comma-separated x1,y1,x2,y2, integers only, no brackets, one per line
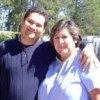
77,0,100,35
2,0,28,31
0,0,100,36
0,32,17,42
36,0,74,34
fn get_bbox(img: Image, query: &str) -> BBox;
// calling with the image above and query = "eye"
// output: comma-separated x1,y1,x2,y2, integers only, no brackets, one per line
62,36,67,39
36,23,42,27
27,20,34,24
54,36,59,40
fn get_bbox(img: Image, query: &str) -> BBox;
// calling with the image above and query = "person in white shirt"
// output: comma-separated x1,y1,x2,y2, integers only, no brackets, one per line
38,19,100,100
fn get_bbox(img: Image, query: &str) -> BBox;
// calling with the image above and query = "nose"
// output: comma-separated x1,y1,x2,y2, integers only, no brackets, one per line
29,24,37,32
59,38,64,44
30,24,36,29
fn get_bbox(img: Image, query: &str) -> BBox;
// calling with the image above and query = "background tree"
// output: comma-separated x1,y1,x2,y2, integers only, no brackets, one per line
0,0,100,36
36,0,74,34
80,0,100,35
6,0,28,31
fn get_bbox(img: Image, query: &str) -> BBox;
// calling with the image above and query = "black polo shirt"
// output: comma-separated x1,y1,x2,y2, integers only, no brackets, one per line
0,38,56,100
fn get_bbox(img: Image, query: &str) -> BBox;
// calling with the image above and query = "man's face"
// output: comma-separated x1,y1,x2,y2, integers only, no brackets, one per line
21,12,45,40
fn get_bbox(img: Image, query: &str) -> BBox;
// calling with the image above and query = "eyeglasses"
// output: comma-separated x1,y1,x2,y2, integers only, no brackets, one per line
21,48,28,66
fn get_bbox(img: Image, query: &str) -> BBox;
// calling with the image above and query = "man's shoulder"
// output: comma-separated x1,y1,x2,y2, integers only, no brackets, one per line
39,41,55,51
0,38,18,46
42,41,52,46
0,38,18,48
0,38,18,55
33,40,56,56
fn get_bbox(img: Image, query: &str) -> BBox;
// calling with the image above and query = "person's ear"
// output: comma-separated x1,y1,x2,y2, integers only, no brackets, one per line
73,38,78,44
74,40,78,43
43,29,45,34
41,29,46,35
20,19,24,27
19,19,24,32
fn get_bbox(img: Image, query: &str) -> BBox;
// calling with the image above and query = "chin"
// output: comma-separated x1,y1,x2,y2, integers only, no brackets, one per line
29,34,35,38
60,50,69,54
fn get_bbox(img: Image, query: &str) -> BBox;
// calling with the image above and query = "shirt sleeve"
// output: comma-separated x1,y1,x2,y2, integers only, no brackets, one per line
80,61,100,92
81,36,100,58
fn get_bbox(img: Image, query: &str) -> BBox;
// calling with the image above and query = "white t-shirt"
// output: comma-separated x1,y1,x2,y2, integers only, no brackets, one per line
38,49,100,100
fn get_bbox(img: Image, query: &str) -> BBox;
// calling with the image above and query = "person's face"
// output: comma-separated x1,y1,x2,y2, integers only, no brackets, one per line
21,12,45,40
53,28,77,61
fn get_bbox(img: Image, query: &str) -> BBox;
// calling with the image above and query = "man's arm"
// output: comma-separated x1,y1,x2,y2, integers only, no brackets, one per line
80,36,100,67
79,36,94,67
79,42,96,67
89,88,100,100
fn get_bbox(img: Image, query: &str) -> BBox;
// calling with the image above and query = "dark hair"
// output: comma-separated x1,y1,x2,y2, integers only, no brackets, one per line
24,6,50,29
50,19,82,47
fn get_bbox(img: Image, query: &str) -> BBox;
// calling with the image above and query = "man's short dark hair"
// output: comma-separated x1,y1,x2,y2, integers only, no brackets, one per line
24,6,50,29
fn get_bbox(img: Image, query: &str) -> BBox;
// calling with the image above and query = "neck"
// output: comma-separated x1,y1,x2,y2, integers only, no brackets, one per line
57,55,67,62
57,48,79,62
19,36,39,46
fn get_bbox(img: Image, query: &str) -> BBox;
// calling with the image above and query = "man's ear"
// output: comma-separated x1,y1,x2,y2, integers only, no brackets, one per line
40,29,46,37
43,29,45,34
18,19,24,32
20,19,24,27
